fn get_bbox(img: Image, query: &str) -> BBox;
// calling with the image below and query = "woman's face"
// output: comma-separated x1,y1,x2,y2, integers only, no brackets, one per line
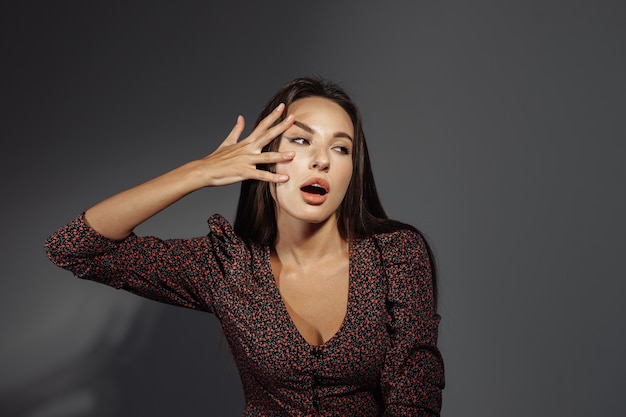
272,96,354,228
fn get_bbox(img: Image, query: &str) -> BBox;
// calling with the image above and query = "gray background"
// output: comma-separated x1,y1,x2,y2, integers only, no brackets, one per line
2,1,625,416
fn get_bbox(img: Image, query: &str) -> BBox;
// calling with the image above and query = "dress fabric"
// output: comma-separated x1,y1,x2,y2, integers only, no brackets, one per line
45,214,444,416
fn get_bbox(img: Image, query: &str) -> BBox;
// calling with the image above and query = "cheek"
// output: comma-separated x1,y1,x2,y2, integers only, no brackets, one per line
274,160,291,175
339,162,354,188
274,152,306,175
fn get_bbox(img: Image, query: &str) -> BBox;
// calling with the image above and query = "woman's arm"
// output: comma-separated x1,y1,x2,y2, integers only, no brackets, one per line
376,230,445,416
85,103,294,240
45,214,250,313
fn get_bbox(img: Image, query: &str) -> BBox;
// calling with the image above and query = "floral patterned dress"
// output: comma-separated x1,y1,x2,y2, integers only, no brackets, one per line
45,214,444,416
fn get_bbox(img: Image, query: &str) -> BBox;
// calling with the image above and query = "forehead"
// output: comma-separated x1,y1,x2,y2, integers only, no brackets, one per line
288,97,354,136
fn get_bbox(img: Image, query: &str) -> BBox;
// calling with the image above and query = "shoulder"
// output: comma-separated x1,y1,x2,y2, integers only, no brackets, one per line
206,213,236,238
370,227,428,266
370,227,437,312
205,213,256,256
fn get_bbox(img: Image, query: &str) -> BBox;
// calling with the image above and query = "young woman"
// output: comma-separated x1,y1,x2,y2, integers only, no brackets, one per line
45,77,445,416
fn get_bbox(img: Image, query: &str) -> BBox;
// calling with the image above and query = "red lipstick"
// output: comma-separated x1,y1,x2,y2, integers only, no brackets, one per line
299,178,330,205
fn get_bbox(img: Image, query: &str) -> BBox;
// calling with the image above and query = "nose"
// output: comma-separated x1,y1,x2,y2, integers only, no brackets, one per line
310,148,330,172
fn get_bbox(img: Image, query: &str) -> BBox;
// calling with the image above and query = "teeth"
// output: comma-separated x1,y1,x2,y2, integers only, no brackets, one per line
302,184,327,195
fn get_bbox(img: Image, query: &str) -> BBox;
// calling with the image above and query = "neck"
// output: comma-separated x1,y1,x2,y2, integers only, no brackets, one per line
273,217,348,266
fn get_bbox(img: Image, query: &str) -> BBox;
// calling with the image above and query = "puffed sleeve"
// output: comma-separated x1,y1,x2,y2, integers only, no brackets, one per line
44,213,249,315
376,230,445,416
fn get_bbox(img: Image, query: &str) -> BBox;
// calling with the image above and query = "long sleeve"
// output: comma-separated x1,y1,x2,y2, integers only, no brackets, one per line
44,213,250,314
376,230,445,416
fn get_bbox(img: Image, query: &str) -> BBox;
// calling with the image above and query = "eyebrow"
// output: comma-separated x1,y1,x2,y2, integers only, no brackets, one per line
293,121,353,142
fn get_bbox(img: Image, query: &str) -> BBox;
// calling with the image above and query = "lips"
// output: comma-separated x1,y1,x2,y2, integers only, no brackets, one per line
301,184,327,195
300,178,330,205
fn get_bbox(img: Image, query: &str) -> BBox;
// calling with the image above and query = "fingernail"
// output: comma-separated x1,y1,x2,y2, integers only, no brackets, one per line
278,175,289,181
274,103,285,112
284,151,295,158
285,114,293,122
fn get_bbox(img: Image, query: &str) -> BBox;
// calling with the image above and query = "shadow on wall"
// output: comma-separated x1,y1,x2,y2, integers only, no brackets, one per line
0,285,158,417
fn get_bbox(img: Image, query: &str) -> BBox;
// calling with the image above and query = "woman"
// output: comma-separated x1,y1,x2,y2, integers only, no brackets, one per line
45,77,445,416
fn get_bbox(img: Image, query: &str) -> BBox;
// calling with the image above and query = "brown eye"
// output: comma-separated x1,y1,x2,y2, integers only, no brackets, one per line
290,137,309,145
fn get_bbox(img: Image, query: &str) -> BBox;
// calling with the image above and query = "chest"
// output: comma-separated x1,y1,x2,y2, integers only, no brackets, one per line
217,239,392,388
272,254,349,346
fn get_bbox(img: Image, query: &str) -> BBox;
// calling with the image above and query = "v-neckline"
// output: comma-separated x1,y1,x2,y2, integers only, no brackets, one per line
264,242,357,348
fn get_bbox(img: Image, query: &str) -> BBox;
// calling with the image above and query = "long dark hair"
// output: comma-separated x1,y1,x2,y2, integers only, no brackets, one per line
233,77,438,306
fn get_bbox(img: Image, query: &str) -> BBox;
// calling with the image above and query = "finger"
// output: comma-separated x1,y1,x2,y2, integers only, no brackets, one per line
248,103,288,137
249,169,290,183
258,103,285,129
247,113,294,150
261,113,294,143
252,150,295,165
220,115,245,148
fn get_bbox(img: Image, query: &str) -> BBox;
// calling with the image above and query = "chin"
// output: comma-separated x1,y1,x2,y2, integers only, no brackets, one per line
278,207,338,226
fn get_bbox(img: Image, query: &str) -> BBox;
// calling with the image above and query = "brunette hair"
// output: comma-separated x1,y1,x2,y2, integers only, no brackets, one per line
233,77,438,305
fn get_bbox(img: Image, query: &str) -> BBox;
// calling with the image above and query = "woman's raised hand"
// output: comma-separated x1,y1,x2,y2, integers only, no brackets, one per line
83,103,295,240
193,103,295,187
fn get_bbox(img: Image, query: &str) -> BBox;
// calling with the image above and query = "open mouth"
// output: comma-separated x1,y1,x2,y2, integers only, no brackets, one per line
301,184,327,196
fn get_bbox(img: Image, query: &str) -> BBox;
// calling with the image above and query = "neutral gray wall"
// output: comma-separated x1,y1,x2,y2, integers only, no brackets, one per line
2,1,624,416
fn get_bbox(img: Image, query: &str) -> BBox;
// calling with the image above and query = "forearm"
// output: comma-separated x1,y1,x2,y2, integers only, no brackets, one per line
85,161,206,240
84,105,294,240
